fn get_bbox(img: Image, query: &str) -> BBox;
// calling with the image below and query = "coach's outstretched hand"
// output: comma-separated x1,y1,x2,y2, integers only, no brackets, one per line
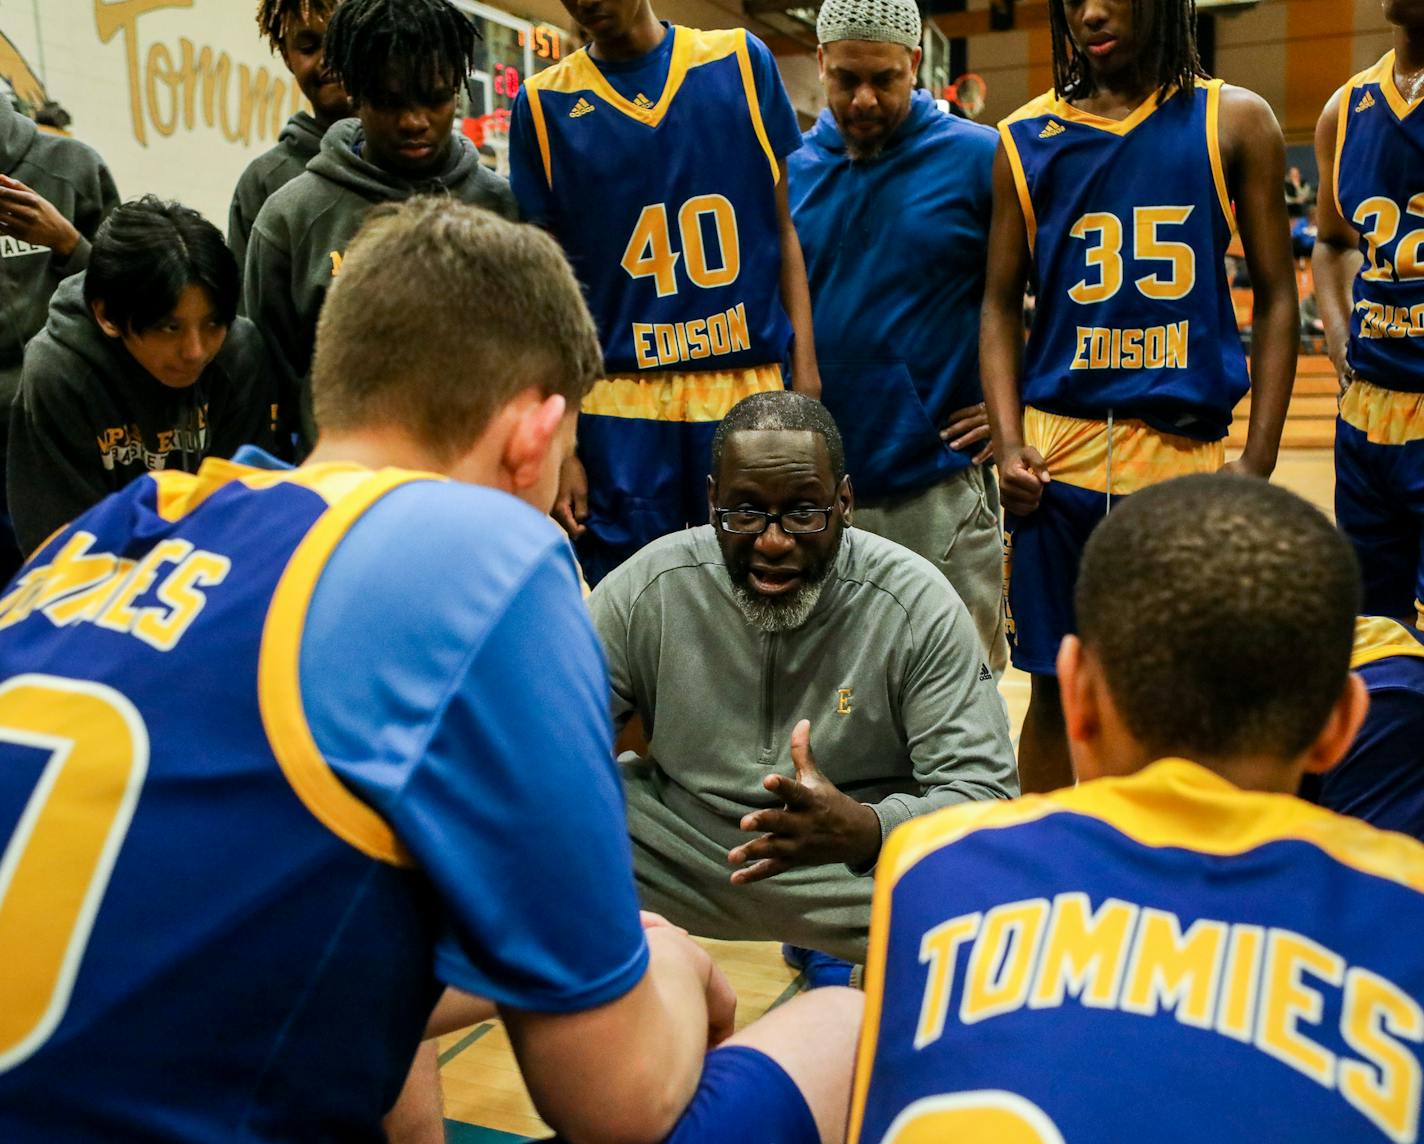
728,720,881,884
998,443,1051,514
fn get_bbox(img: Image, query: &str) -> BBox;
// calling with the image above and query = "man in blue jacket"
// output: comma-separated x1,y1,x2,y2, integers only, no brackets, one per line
788,0,1005,676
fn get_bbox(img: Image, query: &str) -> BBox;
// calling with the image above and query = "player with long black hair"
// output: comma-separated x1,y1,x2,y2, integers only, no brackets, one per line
981,0,1299,793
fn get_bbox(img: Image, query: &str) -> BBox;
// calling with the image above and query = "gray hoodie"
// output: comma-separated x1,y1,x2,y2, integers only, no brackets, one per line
7,274,272,554
0,98,119,404
228,111,326,278
244,119,517,455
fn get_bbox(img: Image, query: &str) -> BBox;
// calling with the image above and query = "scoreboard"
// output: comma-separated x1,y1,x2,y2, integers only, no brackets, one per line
448,0,574,174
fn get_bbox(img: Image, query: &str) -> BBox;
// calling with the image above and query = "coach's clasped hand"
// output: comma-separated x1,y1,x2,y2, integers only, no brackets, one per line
727,720,882,884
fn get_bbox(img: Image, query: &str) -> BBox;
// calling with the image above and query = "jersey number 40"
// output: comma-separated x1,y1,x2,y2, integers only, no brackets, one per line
621,195,741,298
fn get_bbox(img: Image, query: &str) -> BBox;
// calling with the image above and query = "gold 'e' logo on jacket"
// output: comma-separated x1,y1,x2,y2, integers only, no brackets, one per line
837,688,853,716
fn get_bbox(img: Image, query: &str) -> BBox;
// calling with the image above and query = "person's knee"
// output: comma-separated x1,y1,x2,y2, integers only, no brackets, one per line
722,987,865,1144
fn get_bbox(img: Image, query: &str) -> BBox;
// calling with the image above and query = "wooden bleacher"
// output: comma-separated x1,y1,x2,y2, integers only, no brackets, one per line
1225,252,1337,451
1227,354,1338,451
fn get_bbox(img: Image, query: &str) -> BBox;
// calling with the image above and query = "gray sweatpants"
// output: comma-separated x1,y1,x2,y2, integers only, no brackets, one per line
622,755,873,964
852,465,1009,677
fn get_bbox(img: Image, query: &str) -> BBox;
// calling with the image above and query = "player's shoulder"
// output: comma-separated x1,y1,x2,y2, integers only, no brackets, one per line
1215,80,1283,140
883,757,1424,900
340,479,577,609
924,108,997,166
998,89,1059,130
522,45,593,93
677,22,754,58
1340,51,1394,99
836,528,965,617
238,141,303,193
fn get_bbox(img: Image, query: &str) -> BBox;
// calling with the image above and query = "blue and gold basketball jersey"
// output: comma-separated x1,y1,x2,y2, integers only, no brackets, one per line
850,759,1424,1144
1302,616,1424,840
518,27,792,375
1334,52,1424,391
1001,81,1249,440
0,463,442,1141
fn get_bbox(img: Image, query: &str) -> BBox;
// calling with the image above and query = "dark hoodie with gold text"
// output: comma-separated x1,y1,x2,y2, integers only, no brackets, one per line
7,274,271,554
244,120,516,455
0,98,119,404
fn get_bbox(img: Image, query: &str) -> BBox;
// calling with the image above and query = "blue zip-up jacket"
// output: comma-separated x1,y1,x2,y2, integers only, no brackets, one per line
789,91,996,500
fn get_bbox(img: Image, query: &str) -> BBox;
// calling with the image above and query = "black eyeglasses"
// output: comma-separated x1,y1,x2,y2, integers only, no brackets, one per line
715,507,835,536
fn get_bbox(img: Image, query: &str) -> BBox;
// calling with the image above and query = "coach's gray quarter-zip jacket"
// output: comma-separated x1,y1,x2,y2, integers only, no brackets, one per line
589,524,1017,962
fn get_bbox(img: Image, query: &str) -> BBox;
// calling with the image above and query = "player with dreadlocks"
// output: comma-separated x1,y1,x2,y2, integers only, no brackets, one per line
229,0,350,275
244,0,515,458
979,0,1299,794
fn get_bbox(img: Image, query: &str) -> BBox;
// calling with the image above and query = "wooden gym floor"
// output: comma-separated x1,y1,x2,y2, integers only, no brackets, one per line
437,447,1337,1142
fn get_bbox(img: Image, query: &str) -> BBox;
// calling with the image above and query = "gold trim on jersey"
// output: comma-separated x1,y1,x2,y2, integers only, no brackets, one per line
522,27,777,190
999,80,1227,252
1366,49,1424,122
1353,615,1424,669
1203,79,1236,234
259,466,441,868
1023,405,1223,495
149,458,389,524
580,363,783,423
846,757,1424,1143
997,122,1037,253
1339,377,1424,445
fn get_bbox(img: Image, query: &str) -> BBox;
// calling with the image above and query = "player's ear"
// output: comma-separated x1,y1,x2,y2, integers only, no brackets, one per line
1301,672,1370,776
502,391,568,494
91,300,122,340
1058,635,1102,778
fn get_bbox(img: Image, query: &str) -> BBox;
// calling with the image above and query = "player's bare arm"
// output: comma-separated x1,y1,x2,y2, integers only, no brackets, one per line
1312,87,1363,388
553,453,589,540
981,141,1049,513
777,161,821,399
1219,84,1298,479
501,927,735,1144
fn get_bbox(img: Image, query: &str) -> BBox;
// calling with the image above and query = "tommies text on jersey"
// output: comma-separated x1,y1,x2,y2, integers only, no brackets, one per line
849,761,1424,1144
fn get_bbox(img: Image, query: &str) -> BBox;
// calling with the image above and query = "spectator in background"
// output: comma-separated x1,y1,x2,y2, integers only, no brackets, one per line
789,0,1008,679
7,197,269,555
1291,203,1318,260
245,0,514,458
230,0,352,275
0,89,118,576
1284,163,1313,208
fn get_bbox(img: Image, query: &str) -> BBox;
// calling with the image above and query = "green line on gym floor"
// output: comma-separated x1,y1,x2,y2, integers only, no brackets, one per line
444,1120,529,1143
438,1022,494,1067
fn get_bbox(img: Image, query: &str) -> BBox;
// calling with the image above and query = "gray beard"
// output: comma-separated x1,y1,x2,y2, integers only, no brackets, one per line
729,578,827,633
845,139,886,163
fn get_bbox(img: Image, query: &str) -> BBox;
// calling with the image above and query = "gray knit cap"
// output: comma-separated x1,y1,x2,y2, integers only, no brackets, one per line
815,0,923,49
